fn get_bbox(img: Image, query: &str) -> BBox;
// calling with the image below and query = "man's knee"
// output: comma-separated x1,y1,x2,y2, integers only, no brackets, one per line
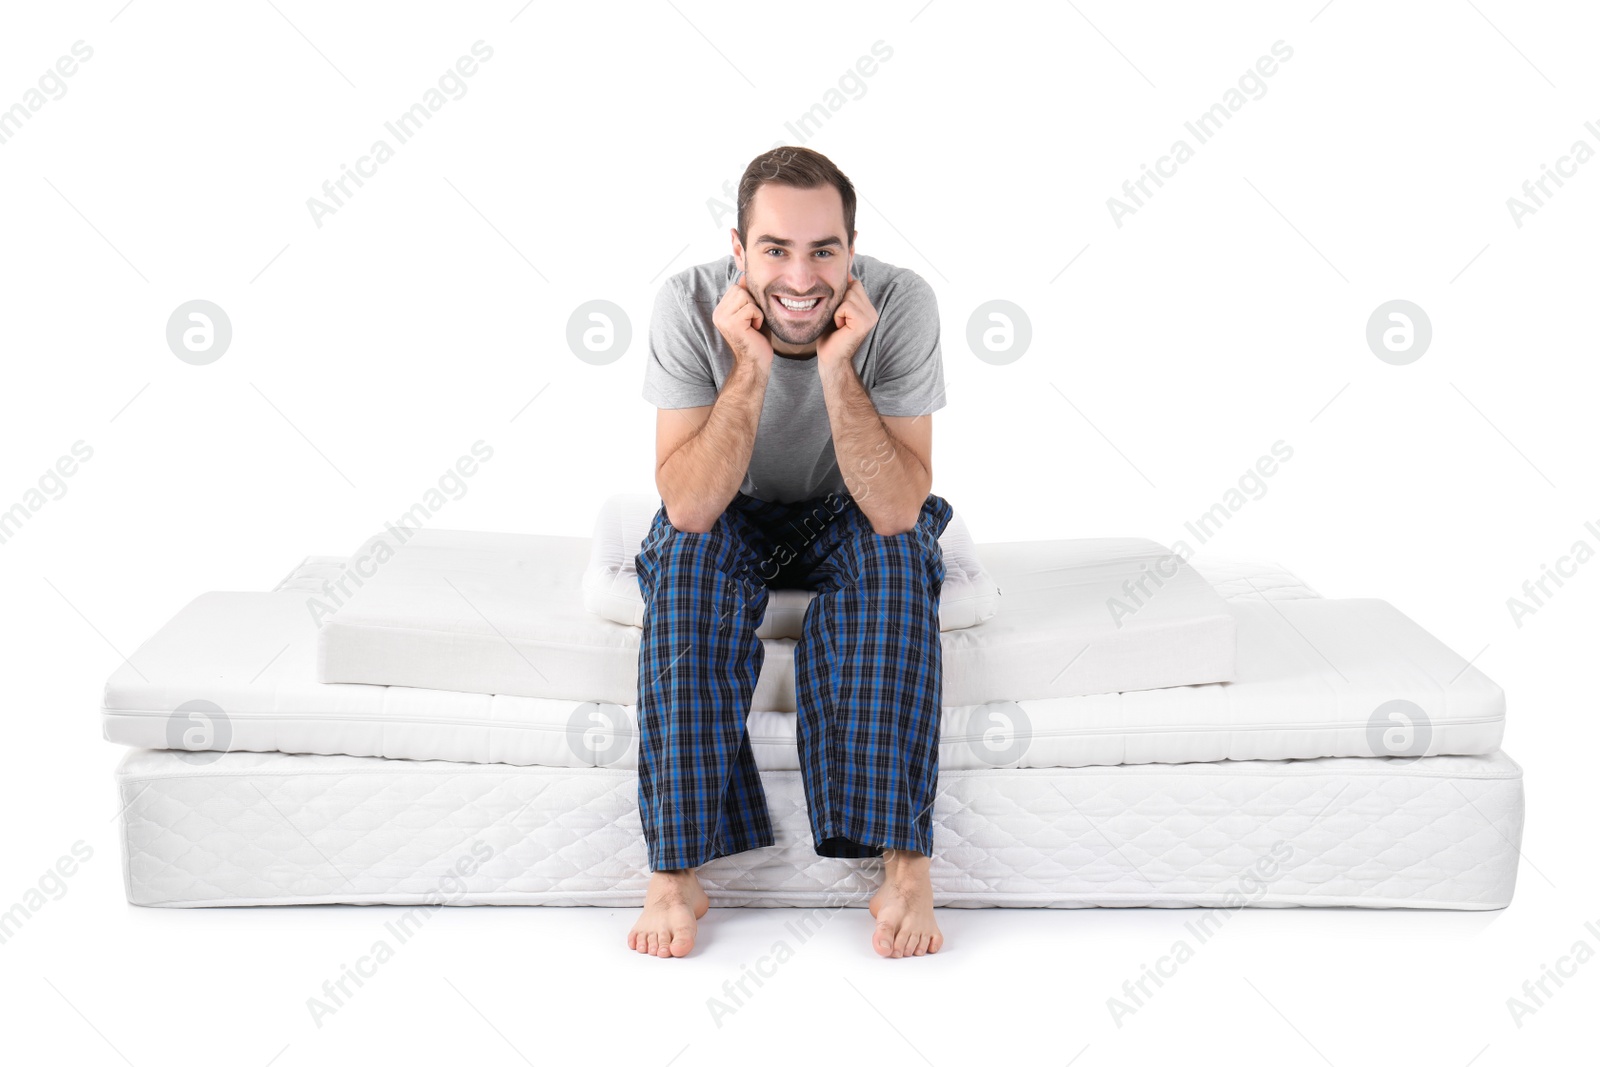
658,511,740,565
840,501,950,588
643,507,769,594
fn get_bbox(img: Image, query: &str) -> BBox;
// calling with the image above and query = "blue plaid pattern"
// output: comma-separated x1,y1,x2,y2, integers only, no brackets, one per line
634,489,953,871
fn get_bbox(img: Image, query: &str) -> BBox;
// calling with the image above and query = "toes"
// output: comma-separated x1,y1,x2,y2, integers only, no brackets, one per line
873,920,896,957
670,928,694,957
911,933,928,956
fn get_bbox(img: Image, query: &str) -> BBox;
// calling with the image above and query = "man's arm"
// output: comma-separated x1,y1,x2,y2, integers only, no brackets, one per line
651,271,776,533
819,358,932,536
654,359,769,533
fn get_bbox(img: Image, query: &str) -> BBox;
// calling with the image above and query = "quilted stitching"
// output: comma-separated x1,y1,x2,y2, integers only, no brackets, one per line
116,749,1523,909
1188,557,1321,601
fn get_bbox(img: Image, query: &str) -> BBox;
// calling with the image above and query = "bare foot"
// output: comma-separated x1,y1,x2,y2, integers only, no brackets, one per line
627,869,710,958
867,849,943,958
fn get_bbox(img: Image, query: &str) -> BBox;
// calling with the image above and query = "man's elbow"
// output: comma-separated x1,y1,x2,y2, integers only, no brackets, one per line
655,470,711,533
870,503,923,537
664,499,716,534
664,502,700,533
873,481,932,537
670,514,715,534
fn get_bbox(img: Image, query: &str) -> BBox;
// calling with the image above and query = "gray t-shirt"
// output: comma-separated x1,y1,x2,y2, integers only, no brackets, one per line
642,251,945,504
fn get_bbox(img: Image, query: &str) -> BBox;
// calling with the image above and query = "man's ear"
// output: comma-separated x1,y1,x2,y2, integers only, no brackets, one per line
730,228,744,272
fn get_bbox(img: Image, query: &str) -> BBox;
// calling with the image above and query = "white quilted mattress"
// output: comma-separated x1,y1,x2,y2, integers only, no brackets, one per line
100,555,1506,769
114,746,1525,909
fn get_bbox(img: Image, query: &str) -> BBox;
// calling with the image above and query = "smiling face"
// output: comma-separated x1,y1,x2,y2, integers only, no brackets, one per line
733,183,855,357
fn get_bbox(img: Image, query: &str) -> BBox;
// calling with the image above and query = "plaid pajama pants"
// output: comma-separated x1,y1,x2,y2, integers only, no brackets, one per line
634,489,954,872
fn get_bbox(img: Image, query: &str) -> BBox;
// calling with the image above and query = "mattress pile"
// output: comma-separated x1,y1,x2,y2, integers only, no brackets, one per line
102,495,1524,910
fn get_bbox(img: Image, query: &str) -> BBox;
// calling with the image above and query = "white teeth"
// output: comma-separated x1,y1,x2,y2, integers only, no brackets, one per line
779,297,818,310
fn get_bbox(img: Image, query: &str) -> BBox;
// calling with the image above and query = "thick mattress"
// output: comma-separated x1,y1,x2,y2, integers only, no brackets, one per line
100,556,1506,769
114,746,1525,909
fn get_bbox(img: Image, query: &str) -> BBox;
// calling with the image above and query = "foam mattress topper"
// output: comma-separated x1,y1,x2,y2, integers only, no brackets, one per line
100,552,1506,770
312,528,1240,705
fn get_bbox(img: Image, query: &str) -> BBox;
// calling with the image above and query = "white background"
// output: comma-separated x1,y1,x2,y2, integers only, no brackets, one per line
2,0,1596,1063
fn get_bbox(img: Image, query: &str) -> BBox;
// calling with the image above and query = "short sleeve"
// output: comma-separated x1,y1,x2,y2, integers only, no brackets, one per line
867,273,946,417
642,278,718,408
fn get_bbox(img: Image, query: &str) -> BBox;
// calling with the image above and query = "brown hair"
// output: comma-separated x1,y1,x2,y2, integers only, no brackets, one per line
736,146,856,251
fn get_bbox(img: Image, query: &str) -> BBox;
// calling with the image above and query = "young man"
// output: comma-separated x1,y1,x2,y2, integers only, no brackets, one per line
629,146,950,960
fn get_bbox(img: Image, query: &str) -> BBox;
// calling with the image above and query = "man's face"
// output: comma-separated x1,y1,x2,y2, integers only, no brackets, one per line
733,183,854,356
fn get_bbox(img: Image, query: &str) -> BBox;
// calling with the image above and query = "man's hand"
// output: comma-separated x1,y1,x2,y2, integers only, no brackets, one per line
817,275,878,368
713,271,774,372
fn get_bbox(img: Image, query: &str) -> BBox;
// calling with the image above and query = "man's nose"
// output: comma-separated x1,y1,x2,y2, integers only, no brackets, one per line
778,271,824,296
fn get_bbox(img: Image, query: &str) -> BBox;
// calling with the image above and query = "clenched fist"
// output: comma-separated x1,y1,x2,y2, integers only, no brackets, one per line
713,271,774,372
816,274,878,368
